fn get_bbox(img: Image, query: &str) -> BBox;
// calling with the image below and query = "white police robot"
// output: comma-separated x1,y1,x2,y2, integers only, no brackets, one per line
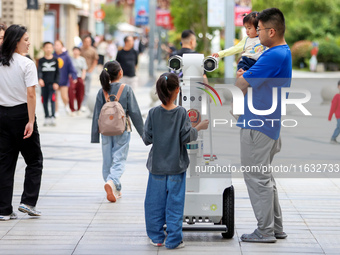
168,53,234,238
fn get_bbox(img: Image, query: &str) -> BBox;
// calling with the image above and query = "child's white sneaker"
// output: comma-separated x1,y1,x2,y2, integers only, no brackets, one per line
150,239,164,247
43,118,50,126
104,180,121,202
50,117,56,126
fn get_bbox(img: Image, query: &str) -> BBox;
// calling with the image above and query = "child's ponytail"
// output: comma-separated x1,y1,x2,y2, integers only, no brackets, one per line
243,11,259,28
156,73,180,105
99,60,122,93
99,68,111,92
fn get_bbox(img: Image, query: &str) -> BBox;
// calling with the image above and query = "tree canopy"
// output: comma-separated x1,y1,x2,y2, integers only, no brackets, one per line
170,0,214,55
101,4,125,33
252,0,340,46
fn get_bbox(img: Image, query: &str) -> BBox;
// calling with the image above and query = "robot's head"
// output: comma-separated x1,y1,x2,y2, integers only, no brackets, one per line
168,54,218,74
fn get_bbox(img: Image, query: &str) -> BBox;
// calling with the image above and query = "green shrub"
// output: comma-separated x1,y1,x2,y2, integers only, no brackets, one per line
317,39,340,64
290,40,312,68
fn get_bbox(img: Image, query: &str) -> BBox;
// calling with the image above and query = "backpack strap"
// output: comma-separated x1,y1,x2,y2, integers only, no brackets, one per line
103,83,126,102
115,84,126,101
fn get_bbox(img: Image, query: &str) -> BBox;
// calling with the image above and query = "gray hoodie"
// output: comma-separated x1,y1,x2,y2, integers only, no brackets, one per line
142,105,198,175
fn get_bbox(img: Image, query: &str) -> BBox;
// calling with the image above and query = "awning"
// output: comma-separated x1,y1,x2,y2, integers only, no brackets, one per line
44,0,82,9
117,22,143,34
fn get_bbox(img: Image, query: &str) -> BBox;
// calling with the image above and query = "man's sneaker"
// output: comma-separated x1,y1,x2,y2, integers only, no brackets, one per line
104,180,121,202
275,231,288,239
50,117,56,126
150,239,164,247
18,204,41,216
0,212,18,221
241,229,277,243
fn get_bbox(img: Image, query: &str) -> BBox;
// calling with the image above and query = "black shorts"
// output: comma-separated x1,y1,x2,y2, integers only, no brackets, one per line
98,55,105,65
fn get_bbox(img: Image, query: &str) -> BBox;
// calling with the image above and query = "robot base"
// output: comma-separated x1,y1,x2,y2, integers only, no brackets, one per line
182,184,235,239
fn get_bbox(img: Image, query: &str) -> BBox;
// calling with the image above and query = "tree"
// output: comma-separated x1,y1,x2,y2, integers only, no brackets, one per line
101,3,125,34
252,0,340,46
170,0,214,55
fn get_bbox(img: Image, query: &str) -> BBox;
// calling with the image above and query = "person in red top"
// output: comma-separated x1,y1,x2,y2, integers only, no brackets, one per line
328,80,340,144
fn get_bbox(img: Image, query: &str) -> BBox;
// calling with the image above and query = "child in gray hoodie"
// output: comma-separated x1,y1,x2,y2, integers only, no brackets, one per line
143,73,209,249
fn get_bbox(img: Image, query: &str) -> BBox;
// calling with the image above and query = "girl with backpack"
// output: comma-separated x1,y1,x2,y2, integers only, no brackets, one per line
91,60,144,202
142,73,209,249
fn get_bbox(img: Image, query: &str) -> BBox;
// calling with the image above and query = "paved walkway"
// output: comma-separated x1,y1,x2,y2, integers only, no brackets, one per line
0,59,340,254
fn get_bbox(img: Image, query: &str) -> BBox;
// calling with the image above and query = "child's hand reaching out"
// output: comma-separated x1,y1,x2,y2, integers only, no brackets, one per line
195,119,209,131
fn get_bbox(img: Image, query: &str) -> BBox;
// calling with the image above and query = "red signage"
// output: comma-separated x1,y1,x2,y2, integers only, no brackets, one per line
156,9,174,30
234,5,252,27
94,9,106,21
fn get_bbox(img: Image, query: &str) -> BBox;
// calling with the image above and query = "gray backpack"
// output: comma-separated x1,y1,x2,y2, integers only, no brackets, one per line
98,84,126,136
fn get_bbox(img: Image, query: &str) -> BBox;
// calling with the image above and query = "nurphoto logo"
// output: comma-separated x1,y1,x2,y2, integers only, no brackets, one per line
196,82,312,128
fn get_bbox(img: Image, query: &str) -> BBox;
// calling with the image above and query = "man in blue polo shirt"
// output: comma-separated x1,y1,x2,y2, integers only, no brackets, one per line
235,8,292,243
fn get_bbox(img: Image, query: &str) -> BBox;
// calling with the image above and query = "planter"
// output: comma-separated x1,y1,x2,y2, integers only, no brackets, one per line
316,63,325,72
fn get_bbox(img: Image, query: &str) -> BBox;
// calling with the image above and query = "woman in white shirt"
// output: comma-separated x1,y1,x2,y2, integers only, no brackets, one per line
0,25,43,221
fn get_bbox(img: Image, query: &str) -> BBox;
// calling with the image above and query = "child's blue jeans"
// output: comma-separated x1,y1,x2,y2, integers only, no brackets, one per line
237,56,257,71
144,172,186,249
101,132,131,191
331,118,340,140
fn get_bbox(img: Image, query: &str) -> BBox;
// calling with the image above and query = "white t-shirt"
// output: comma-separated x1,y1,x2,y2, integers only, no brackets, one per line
0,53,38,107
242,36,266,60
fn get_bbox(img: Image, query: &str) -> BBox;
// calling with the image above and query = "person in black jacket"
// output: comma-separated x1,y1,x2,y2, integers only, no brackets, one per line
116,36,139,90
38,42,59,126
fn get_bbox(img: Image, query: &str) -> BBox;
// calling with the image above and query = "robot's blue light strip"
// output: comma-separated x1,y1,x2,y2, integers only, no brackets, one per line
186,144,199,150
196,87,217,105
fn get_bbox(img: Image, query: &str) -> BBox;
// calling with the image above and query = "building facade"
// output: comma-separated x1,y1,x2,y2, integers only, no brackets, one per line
0,0,45,58
0,0,88,60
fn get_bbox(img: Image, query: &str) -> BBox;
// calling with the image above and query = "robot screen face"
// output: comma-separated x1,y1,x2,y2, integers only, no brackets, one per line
203,57,218,72
168,55,183,71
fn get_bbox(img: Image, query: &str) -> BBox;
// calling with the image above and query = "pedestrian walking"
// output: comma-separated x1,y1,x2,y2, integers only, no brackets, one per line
38,41,59,126
235,8,291,243
91,60,144,203
69,47,87,115
116,36,139,90
81,35,99,112
0,23,6,45
106,35,118,61
143,73,209,249
0,25,43,221
328,80,340,144
96,35,107,69
53,40,77,116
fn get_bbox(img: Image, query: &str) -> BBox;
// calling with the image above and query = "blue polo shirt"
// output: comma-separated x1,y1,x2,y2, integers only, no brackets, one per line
237,44,292,140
